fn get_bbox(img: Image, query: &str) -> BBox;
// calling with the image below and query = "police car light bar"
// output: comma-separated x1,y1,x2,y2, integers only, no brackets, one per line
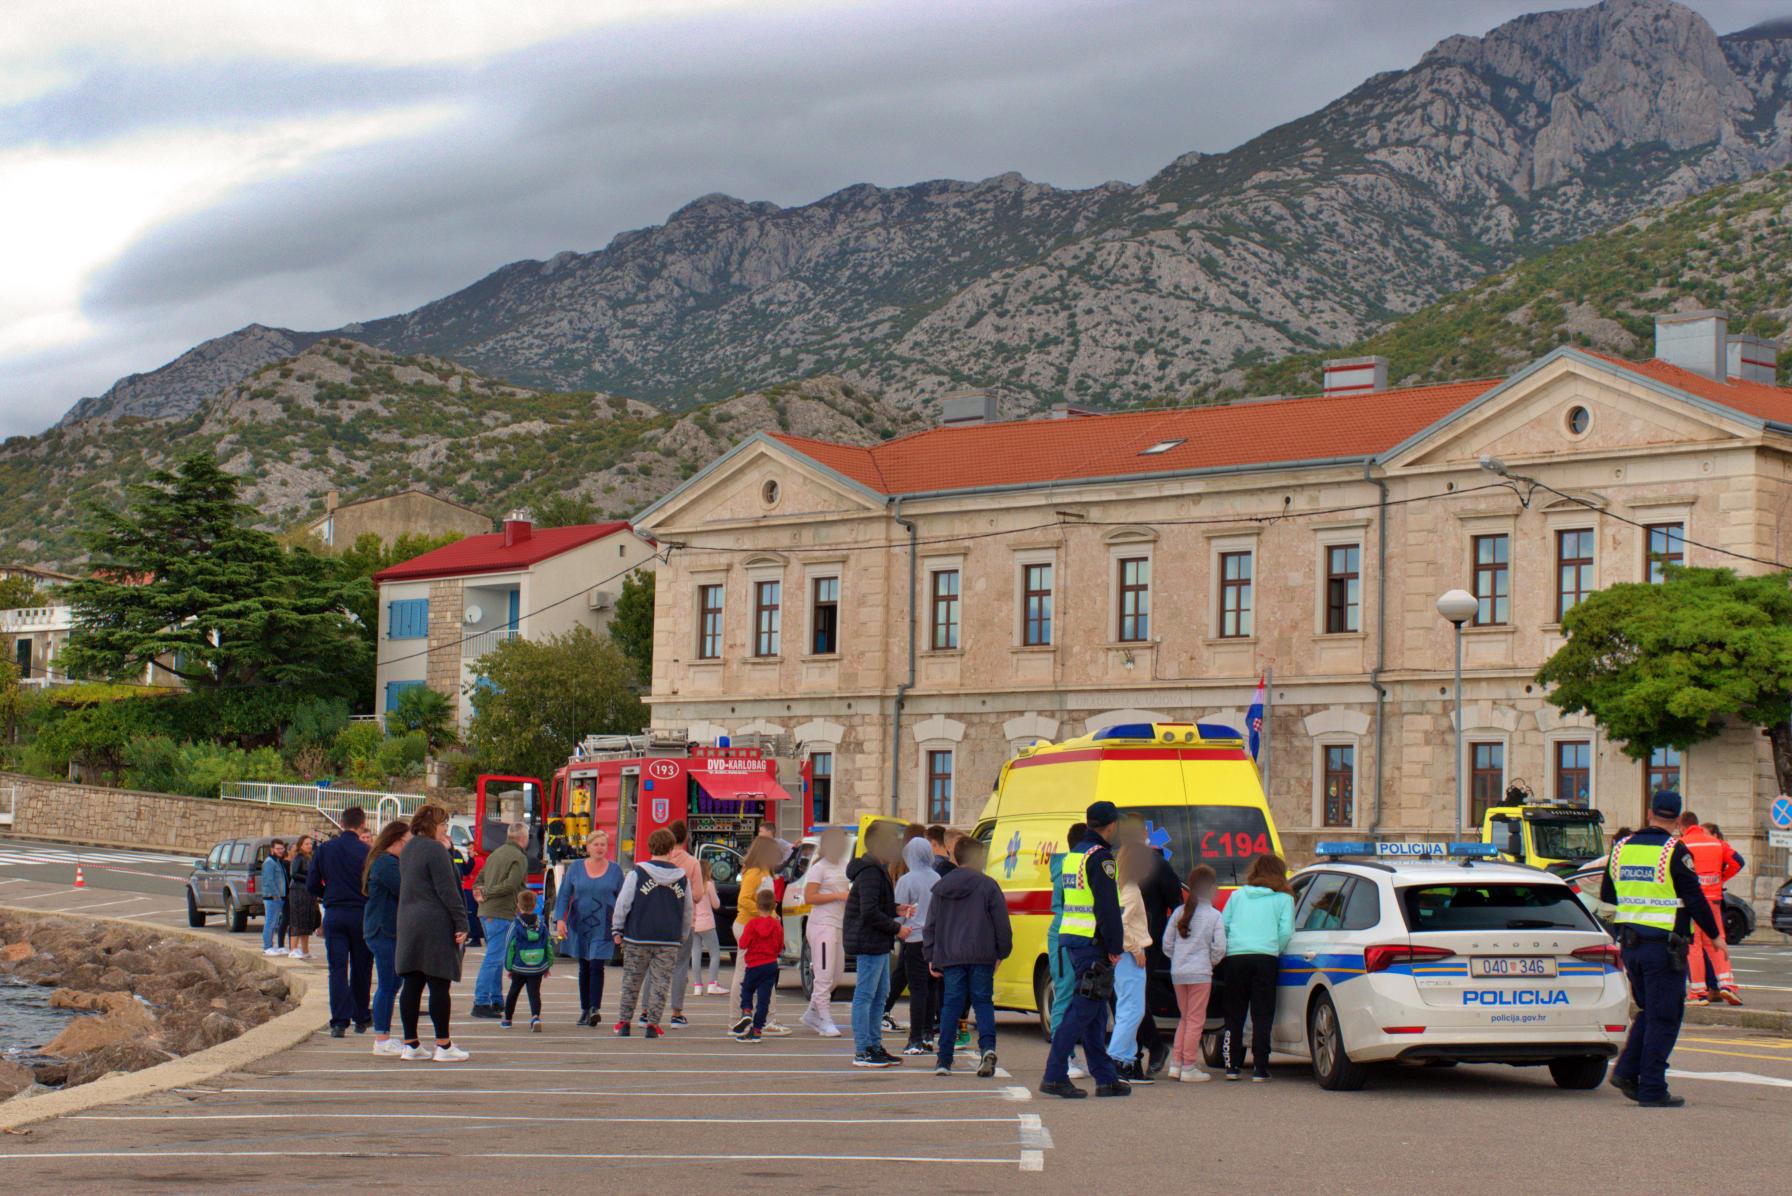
1315,841,1498,859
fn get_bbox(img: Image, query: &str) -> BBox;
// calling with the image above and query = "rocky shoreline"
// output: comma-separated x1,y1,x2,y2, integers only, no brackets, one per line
0,911,294,1099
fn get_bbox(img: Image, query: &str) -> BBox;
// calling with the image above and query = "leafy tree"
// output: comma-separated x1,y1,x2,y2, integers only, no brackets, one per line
0,575,44,610
386,684,456,751
59,454,371,703
0,659,27,743
467,626,644,782
608,570,655,685
1536,567,1792,795
526,493,599,528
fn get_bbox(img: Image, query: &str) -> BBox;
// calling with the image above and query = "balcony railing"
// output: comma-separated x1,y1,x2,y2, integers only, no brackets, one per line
0,605,72,633
462,627,519,658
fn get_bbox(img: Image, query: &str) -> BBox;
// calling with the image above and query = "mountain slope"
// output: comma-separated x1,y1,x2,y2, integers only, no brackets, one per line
60,0,1792,426
3,342,918,565
1193,165,1792,401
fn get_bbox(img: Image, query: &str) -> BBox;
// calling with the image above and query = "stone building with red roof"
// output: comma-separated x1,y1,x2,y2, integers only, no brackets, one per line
636,312,1792,908
372,513,656,727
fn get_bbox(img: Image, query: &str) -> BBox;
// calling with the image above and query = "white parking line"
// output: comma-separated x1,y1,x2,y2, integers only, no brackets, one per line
1667,1068,1792,1089
76,1112,1024,1126
0,1150,1025,1166
197,1086,1024,1099
280,1066,992,1075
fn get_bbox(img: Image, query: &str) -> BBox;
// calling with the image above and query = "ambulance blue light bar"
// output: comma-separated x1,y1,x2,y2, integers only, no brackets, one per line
1315,841,1498,859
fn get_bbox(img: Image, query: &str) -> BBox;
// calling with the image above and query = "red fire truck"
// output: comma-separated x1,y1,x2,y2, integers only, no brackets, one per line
473,732,813,938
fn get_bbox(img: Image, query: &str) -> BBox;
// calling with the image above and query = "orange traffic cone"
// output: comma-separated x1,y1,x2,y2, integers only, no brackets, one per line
73,865,85,889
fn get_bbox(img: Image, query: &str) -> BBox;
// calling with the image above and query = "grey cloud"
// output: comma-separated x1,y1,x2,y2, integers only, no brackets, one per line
7,0,1780,433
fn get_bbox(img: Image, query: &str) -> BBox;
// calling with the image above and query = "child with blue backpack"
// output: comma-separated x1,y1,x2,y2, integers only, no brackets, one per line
501,889,554,1031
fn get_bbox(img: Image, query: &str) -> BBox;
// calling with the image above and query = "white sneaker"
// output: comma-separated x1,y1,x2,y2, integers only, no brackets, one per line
432,1044,470,1062
263,948,282,956
1167,1063,1182,1080
1067,1061,1087,1080
1181,1069,1211,1083
399,1043,432,1061
817,1021,842,1038
288,950,308,960
761,1020,792,1037
800,1008,827,1035
692,984,706,997
372,1039,404,1057
706,983,726,995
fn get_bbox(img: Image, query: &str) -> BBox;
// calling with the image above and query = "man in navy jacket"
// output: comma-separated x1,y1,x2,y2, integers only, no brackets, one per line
309,806,373,1036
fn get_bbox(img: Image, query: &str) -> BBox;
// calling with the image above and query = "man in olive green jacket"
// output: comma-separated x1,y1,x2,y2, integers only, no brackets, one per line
471,823,529,1017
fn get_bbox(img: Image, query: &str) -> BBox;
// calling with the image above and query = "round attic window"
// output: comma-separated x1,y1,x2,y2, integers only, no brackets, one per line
761,479,781,507
1565,405,1591,436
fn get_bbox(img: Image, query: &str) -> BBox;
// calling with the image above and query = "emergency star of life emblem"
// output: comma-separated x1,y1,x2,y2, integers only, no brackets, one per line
650,798,669,822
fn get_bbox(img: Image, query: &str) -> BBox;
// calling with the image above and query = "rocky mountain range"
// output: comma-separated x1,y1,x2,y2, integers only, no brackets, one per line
58,0,1792,428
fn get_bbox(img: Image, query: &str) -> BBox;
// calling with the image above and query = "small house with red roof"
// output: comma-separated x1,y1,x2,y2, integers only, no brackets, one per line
633,312,1792,910
371,512,656,727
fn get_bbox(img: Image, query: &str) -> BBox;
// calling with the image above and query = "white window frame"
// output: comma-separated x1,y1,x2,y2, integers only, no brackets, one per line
1107,536,1155,645
1312,521,1369,636
1544,731,1598,810
918,743,956,824
691,570,728,662
1013,548,1058,649
1207,533,1258,640
803,561,844,658
922,554,965,653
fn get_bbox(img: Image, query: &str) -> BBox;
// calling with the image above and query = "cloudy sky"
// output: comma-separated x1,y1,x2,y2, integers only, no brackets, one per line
0,0,1775,436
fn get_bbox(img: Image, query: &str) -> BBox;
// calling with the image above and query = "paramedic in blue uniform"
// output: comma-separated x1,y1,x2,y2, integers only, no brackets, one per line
1040,800,1130,1098
1598,788,1718,1108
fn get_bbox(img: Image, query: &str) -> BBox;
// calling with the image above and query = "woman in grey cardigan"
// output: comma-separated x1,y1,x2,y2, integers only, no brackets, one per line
395,805,470,1061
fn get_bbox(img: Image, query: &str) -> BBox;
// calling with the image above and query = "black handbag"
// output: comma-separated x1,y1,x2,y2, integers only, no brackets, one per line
1075,958,1115,1002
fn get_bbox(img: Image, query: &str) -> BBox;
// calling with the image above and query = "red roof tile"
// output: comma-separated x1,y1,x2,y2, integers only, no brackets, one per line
772,379,1500,495
1585,353,1792,424
373,521,633,584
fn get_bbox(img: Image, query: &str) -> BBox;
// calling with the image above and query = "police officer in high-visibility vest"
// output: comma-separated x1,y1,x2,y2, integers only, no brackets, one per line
1599,789,1719,1108
1040,801,1129,1099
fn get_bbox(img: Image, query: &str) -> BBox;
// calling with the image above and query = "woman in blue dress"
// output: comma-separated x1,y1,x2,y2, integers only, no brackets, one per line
553,828,624,1026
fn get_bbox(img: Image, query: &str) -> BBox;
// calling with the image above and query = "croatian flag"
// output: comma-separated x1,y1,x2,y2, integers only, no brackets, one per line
1246,676,1266,762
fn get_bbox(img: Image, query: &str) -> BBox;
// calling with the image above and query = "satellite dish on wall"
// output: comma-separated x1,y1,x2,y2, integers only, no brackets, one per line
464,605,483,625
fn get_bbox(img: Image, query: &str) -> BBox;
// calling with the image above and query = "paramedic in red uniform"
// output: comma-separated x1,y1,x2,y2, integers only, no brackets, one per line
1677,810,1744,1006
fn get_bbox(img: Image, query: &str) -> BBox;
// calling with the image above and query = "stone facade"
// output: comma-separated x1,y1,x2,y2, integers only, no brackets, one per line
639,345,1792,910
308,489,491,549
5,773,337,855
424,579,464,705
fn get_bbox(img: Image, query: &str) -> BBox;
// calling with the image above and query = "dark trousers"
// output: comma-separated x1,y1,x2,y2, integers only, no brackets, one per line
1133,965,1175,1054
885,941,911,1013
577,958,608,1014
900,942,941,1045
400,972,452,1044
937,962,995,1068
505,972,545,1020
1220,954,1278,1074
322,904,373,1027
1614,935,1686,1102
462,890,483,944
741,962,778,1030
1043,939,1119,1085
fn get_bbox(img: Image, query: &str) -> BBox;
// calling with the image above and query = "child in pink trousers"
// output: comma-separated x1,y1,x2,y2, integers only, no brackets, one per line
1163,864,1226,1082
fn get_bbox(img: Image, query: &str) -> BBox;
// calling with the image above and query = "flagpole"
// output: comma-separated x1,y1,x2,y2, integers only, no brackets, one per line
1261,668,1272,797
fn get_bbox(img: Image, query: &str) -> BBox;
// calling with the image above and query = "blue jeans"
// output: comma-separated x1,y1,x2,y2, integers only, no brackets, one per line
1044,939,1119,1085
937,962,996,1069
1614,935,1685,1102
261,898,285,951
741,962,778,1030
1105,953,1147,1065
321,904,372,1028
369,932,398,1035
476,917,512,1007
850,950,892,1054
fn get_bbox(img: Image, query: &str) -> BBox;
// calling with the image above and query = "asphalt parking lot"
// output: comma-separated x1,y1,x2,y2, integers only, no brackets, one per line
1,837,1790,1192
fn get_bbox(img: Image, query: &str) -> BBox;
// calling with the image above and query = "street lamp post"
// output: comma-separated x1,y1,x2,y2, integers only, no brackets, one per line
1436,589,1479,839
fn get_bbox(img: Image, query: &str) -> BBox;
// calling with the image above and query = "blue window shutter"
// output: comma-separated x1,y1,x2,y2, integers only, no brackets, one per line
384,679,425,711
388,598,428,639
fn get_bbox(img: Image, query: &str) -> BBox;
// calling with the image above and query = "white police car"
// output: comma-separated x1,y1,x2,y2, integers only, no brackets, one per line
1269,842,1629,1091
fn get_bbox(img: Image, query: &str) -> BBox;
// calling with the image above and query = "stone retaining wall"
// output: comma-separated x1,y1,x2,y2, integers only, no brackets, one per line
2,773,338,855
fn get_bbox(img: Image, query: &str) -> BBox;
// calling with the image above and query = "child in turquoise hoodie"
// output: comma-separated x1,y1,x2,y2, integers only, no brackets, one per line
1218,854,1295,1082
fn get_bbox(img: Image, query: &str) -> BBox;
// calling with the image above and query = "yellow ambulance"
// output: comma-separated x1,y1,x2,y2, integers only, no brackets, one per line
972,721,1283,1033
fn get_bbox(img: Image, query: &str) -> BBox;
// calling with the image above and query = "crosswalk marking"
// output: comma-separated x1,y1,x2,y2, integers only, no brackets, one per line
0,847,194,867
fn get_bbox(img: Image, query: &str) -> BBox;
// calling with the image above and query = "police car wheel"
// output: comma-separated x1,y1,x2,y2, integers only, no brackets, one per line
1308,993,1368,1091
1546,1056,1608,1090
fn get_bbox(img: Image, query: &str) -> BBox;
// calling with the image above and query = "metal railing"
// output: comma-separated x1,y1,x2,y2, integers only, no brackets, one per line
217,782,434,828
462,627,519,658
